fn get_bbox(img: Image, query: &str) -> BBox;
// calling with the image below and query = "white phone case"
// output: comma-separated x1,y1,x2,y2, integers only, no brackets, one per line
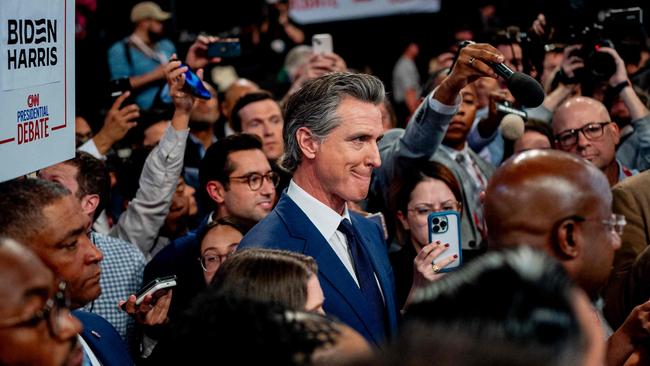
312,34,333,54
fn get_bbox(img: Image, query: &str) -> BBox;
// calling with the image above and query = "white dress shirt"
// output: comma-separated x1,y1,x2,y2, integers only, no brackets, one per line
78,335,102,366
286,180,359,287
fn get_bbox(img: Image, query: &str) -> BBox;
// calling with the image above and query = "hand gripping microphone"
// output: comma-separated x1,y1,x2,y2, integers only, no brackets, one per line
488,62,545,108
456,41,546,108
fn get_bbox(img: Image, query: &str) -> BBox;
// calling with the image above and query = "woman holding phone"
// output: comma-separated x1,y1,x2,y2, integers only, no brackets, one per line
389,161,463,309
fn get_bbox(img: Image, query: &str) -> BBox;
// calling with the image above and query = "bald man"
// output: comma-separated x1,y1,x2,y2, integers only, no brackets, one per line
222,78,260,134
0,237,83,366
485,149,650,366
552,96,636,186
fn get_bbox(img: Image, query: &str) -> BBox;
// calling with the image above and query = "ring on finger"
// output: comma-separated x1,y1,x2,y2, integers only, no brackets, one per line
469,57,476,66
432,263,441,273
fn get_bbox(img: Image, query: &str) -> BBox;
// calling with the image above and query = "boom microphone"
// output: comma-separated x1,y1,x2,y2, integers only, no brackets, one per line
488,62,545,108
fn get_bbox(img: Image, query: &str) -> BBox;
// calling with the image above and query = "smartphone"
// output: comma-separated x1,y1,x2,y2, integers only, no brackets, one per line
428,211,462,272
121,275,177,310
181,63,212,100
108,77,133,105
312,34,333,54
206,39,241,58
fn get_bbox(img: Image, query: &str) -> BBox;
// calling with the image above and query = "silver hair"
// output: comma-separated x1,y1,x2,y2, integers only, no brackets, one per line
280,72,385,173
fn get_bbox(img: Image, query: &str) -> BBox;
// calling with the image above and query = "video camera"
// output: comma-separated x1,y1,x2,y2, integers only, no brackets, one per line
562,7,643,83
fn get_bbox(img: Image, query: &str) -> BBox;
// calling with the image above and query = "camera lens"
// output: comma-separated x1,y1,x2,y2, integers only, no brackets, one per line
587,50,616,81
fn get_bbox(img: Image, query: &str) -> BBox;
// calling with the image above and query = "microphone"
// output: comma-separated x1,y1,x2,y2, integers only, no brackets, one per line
487,62,545,108
499,113,526,141
455,41,545,107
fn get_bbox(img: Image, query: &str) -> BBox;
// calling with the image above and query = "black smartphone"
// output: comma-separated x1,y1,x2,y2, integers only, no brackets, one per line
206,39,241,58
108,77,134,105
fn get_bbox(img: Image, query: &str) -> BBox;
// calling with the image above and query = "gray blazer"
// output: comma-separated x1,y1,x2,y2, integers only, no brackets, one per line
373,93,459,208
431,147,495,250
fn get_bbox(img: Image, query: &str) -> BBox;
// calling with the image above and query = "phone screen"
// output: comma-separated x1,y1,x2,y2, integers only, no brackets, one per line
428,211,462,272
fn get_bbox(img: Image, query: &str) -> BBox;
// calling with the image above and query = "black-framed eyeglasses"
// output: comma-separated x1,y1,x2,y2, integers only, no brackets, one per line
554,122,612,149
0,281,70,338
228,171,280,191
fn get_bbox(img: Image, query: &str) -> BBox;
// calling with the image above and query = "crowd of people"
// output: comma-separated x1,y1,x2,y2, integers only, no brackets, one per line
2,1,650,365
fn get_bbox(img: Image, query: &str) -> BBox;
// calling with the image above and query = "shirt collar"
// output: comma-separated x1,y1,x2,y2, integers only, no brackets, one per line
617,159,638,182
440,144,470,160
286,180,351,241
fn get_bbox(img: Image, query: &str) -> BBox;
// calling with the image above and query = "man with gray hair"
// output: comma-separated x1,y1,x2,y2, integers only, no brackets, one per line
239,43,504,344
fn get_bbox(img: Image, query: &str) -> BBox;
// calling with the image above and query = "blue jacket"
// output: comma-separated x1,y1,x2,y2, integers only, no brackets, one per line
239,194,399,345
143,215,210,322
73,310,134,366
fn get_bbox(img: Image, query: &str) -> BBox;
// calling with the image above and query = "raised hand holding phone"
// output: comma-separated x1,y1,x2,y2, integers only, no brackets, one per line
165,55,208,115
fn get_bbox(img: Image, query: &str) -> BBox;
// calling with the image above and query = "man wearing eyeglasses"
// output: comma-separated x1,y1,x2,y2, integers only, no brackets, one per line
0,237,84,366
552,96,630,186
0,179,135,365
142,133,277,355
485,149,650,366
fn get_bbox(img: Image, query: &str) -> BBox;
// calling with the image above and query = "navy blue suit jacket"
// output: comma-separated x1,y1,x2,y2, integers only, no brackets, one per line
238,194,399,345
73,310,134,366
144,215,210,322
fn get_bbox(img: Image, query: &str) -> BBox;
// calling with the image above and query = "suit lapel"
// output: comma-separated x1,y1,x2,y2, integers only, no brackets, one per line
351,214,398,335
274,194,383,343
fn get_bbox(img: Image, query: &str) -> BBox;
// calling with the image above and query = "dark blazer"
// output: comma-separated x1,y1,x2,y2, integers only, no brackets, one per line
144,215,210,322
239,193,399,345
73,310,134,366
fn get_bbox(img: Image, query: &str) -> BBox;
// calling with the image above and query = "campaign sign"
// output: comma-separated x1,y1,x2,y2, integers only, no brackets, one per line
0,0,74,182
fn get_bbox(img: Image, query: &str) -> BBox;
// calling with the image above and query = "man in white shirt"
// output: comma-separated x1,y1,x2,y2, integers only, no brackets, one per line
239,43,506,345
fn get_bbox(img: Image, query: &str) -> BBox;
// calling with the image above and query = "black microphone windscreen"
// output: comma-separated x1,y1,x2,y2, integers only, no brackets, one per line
508,72,545,108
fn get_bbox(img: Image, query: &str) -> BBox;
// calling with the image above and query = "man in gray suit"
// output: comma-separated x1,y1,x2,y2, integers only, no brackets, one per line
376,76,495,257
431,82,494,255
